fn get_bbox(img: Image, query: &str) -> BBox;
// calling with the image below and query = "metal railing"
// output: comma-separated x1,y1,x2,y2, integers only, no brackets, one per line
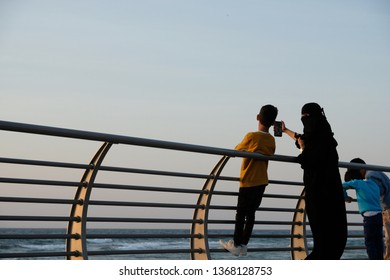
0,120,389,260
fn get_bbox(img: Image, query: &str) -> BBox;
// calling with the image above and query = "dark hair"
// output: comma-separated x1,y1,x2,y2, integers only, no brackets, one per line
347,158,366,175
344,170,363,181
259,105,278,127
345,158,366,180
350,158,366,165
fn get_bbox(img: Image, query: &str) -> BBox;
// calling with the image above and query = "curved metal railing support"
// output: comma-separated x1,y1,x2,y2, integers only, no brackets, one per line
290,189,307,260
66,142,112,260
190,155,230,260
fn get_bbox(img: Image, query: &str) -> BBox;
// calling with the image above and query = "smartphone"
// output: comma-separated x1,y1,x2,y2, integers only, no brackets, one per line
274,121,282,137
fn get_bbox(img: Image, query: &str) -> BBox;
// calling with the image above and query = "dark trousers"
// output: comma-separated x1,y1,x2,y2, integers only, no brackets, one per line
364,213,384,260
233,185,266,246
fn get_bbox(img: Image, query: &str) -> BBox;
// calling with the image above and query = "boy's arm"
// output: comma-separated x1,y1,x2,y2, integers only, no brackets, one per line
342,180,358,189
235,133,251,151
342,181,355,203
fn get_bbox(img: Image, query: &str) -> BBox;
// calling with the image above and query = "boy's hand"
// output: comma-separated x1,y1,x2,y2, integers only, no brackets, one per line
345,196,353,203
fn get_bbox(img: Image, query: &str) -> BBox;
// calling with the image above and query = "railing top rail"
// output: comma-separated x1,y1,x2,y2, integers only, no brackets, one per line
1,120,389,172
0,120,295,161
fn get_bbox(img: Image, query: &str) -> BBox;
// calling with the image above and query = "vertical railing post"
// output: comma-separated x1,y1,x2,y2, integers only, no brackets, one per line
66,142,112,260
190,155,230,260
290,189,308,260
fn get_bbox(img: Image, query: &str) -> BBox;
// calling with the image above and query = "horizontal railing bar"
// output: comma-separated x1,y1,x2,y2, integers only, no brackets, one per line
87,217,203,224
0,157,304,188
94,183,302,199
0,178,303,199
83,217,302,226
0,232,307,240
89,200,204,209
0,157,90,170
93,183,205,194
346,234,364,238
2,232,314,241
212,247,299,253
99,166,304,186
0,120,298,164
0,157,302,188
304,245,366,250
0,234,79,239
212,190,302,200
88,200,301,213
86,233,200,239
210,205,303,213
304,233,365,239
87,248,198,256
338,161,390,172
0,197,82,205
99,165,212,180
0,168,301,192
0,233,272,241
87,247,300,256
269,180,304,186
0,251,78,259
208,220,303,226
85,233,303,239
0,177,83,187
208,233,303,239
347,222,364,226
0,218,359,226
260,194,302,199
345,246,366,250
0,216,81,222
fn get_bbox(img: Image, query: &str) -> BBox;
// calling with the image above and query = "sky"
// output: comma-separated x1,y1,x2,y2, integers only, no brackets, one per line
0,0,390,228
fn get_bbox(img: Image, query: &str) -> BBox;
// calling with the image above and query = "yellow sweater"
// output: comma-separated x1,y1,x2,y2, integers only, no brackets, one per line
235,131,275,188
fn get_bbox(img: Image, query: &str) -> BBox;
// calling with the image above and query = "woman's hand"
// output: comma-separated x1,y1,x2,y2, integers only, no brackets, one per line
281,121,287,132
297,137,305,150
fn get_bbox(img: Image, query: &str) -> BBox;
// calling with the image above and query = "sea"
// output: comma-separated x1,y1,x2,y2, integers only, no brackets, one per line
0,228,368,260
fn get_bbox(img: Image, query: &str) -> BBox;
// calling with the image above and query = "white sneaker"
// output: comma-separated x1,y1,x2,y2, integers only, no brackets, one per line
240,245,247,256
219,240,240,256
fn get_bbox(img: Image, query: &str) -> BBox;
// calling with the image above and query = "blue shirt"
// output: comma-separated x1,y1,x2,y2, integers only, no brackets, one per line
343,179,382,214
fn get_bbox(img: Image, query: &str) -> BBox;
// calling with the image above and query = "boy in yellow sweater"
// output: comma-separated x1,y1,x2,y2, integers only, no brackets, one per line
220,105,278,256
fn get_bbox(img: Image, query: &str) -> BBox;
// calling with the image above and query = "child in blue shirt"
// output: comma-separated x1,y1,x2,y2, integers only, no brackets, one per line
349,157,390,259
343,169,384,260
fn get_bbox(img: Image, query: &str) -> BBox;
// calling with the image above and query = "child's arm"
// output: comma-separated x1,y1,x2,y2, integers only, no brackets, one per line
235,133,251,151
342,181,356,203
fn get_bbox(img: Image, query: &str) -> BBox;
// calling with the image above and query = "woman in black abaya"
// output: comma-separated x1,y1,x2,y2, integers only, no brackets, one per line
282,103,347,259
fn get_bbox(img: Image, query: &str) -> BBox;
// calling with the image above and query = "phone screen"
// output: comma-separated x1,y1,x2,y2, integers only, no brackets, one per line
274,121,282,137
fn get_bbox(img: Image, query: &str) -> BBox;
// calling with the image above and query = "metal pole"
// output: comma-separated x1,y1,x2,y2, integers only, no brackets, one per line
190,156,230,260
66,142,112,260
290,189,307,260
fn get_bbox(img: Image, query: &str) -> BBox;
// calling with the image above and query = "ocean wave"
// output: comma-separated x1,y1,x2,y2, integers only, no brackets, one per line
19,243,64,250
87,238,113,244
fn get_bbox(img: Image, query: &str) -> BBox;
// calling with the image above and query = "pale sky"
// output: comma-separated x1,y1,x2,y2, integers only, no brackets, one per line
1,0,389,228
